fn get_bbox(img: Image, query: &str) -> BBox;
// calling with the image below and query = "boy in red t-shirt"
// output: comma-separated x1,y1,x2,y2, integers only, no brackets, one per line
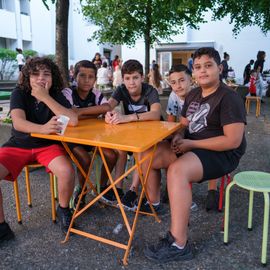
249,70,257,96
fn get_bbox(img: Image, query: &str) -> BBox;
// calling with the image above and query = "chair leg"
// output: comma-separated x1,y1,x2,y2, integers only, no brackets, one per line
24,166,32,207
49,173,56,223
13,180,22,224
224,181,235,244
219,176,225,211
95,156,101,194
248,190,254,230
53,175,58,201
261,192,269,266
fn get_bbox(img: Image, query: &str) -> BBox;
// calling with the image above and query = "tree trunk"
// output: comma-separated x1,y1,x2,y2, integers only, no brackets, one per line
55,0,69,87
144,34,150,81
144,0,152,81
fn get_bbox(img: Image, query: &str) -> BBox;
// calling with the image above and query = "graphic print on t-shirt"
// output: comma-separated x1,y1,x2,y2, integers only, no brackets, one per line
128,104,148,113
187,102,210,134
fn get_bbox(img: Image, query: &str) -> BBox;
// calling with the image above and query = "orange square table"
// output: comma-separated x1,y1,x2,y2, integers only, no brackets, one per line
32,118,181,265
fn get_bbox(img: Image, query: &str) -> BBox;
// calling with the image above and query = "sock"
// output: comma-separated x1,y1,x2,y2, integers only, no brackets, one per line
0,221,6,227
145,200,160,206
172,242,185,250
59,205,69,211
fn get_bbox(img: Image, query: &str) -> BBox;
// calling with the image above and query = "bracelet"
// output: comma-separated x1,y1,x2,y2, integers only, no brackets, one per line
135,113,140,121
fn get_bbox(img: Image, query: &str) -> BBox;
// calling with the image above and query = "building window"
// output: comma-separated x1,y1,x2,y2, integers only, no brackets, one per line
0,0,5,9
0,37,7,48
20,0,29,15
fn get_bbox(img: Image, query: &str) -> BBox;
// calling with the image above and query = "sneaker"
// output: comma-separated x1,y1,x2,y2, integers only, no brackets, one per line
144,231,194,263
0,222,15,244
139,197,163,214
100,186,124,204
205,190,219,212
57,206,73,234
69,185,86,211
120,190,138,211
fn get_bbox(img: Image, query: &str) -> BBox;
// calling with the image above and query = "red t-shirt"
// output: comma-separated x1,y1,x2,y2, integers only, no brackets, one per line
249,76,256,94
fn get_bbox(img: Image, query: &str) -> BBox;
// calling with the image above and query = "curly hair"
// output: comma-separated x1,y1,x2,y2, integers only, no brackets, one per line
18,57,64,93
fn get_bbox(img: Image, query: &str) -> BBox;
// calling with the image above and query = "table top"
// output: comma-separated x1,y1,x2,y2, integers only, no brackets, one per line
32,118,181,152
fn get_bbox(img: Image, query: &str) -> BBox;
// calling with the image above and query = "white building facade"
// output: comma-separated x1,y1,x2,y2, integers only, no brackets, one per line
0,1,269,83
0,0,120,65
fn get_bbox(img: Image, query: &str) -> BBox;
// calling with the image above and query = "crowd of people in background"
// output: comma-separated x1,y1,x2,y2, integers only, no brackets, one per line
242,50,268,101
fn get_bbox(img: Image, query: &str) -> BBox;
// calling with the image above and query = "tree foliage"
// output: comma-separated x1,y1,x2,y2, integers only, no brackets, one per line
213,0,270,34
80,0,214,75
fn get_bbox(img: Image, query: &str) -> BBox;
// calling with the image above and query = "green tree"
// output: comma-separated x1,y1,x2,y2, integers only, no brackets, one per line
213,0,270,34
42,0,70,86
80,0,213,76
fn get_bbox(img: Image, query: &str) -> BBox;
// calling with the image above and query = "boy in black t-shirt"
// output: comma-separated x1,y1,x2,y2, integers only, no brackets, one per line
62,60,117,210
0,57,78,243
102,59,161,210
144,47,246,263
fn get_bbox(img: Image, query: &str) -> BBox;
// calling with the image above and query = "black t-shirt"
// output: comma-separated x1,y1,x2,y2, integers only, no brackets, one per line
221,60,229,79
3,87,71,149
69,86,105,108
181,83,247,158
243,63,252,85
254,59,265,73
112,83,160,115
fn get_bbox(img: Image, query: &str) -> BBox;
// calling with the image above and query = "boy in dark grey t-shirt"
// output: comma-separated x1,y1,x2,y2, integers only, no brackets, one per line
102,59,161,210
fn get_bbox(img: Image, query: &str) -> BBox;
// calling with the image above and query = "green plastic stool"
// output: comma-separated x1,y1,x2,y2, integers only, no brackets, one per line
224,171,270,266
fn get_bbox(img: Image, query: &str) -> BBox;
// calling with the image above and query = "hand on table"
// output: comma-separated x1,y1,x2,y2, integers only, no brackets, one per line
105,111,127,124
40,116,63,134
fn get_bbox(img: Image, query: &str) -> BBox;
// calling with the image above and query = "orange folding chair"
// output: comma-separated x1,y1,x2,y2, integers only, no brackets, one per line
13,163,57,224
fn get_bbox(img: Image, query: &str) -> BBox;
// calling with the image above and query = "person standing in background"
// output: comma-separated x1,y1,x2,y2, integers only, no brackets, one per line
148,64,163,94
92,52,102,69
112,55,120,71
254,51,266,74
16,48,25,72
96,62,112,89
187,54,194,73
221,52,230,80
243,59,254,85
113,65,122,89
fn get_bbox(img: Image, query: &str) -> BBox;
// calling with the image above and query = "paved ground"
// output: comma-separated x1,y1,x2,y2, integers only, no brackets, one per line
1,96,270,269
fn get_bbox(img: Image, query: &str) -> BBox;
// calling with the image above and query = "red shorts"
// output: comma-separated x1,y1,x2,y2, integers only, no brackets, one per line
0,144,67,181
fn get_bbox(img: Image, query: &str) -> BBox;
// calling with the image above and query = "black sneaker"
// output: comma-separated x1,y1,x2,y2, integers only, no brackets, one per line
139,197,163,214
69,185,86,211
144,231,194,263
119,190,138,211
0,222,15,244
205,190,219,212
56,206,73,234
100,186,124,204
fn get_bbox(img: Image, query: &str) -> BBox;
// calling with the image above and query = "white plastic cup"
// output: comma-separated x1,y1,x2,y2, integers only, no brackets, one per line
57,115,70,135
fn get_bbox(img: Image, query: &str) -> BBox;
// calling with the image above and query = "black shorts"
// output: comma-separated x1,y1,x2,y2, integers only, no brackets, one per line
191,149,240,182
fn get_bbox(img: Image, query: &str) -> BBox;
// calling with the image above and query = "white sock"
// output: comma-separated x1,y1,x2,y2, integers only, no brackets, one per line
146,200,160,206
172,242,185,250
